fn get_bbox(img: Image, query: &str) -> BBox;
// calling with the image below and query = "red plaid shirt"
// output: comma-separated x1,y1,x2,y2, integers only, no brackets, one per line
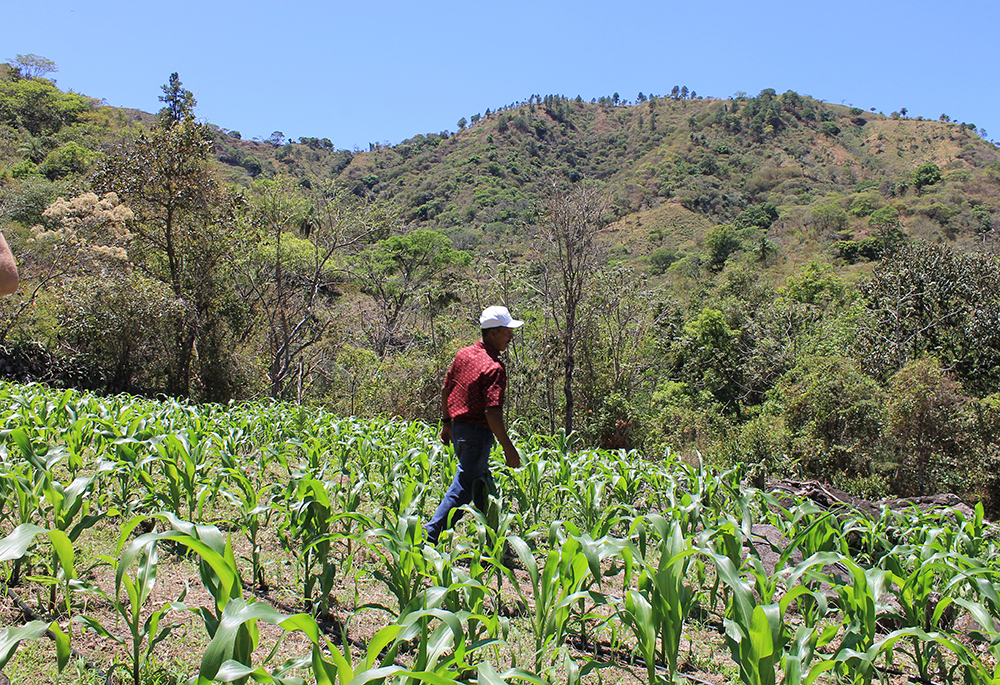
443,341,506,428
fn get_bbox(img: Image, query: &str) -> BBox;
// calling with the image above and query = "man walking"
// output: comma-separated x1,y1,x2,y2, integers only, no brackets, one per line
424,305,523,544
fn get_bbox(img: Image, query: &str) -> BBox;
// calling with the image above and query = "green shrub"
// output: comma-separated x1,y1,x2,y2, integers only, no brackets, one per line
819,121,841,136
648,246,679,275
773,354,883,481
715,414,792,488
848,192,883,217
38,141,94,179
910,162,942,191
644,381,728,457
9,160,39,179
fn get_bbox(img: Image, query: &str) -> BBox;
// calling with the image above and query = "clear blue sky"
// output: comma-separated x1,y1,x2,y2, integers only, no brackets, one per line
7,0,999,149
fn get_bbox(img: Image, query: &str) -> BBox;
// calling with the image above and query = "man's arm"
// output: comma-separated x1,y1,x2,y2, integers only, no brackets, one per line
440,386,452,446
0,232,18,296
485,406,520,468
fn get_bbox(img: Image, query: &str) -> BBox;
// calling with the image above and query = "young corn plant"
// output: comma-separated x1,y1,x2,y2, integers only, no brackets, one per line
0,463,45,585
75,529,186,685
506,531,606,674
506,451,553,530
796,554,887,685
154,430,214,522
10,430,113,614
98,437,158,516
466,489,522,597
621,515,701,683
364,513,434,616
277,475,336,616
880,544,994,683
219,469,276,590
697,521,797,685
120,512,320,684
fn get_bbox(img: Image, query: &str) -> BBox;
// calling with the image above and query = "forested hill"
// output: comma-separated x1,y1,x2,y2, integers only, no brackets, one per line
3,67,999,273
211,89,1000,268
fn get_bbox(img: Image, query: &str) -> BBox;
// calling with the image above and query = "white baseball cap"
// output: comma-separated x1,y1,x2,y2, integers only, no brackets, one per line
480,305,524,329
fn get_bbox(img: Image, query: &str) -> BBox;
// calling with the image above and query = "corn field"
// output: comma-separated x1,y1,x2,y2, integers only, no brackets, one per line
0,381,998,685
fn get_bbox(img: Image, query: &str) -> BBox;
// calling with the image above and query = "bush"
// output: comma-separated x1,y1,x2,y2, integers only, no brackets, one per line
910,162,942,191
811,203,848,235
819,121,841,136
241,156,263,177
917,202,958,224
57,273,182,393
703,224,741,270
9,160,39,179
733,203,778,230
643,381,729,458
648,246,679,275
883,357,969,497
39,141,94,179
0,175,64,226
715,414,792,488
835,237,883,263
774,354,884,481
580,392,643,451
848,192,883,217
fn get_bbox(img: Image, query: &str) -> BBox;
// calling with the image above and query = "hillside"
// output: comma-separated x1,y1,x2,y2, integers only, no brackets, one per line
3,67,998,277
208,89,1000,276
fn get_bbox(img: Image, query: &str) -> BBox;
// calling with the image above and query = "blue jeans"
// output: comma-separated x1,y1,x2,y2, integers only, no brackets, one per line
425,422,494,543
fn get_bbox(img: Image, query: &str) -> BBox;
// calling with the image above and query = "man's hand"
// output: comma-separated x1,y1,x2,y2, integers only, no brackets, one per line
503,443,521,468
440,423,452,446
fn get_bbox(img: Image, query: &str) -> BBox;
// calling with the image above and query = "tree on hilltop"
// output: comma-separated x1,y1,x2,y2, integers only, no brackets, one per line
7,54,57,80
158,72,196,128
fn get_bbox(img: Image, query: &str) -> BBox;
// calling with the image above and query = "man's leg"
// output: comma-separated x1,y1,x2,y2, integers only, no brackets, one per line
425,423,494,543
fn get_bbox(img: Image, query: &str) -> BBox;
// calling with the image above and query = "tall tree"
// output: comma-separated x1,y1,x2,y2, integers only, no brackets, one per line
535,181,610,435
853,241,1000,396
93,76,248,399
8,54,57,79
157,72,197,128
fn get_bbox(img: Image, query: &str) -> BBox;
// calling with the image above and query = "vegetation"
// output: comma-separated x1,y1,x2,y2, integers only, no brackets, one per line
2,65,1000,514
1,382,999,685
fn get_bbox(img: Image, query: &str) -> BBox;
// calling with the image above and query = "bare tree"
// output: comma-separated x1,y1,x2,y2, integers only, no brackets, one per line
535,181,610,435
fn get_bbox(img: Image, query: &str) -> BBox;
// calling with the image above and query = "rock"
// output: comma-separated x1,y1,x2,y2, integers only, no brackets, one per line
877,493,976,520
766,479,881,519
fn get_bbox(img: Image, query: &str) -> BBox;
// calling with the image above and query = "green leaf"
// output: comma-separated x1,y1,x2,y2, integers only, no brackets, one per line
46,529,76,580
11,428,44,471
0,620,53,672
48,621,71,672
749,604,774,661
0,523,46,563
496,667,551,685
71,615,126,644
199,599,318,681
